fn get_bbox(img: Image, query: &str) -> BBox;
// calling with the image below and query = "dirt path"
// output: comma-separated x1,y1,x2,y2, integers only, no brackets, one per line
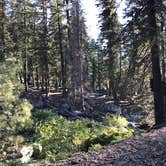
42,127,166,166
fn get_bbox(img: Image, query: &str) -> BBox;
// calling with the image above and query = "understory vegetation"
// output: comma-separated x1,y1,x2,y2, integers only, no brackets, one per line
0,108,133,164
36,112,133,161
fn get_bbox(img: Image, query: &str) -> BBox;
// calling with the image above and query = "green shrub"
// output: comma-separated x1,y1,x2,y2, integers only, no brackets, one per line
0,58,34,164
32,109,54,123
0,58,33,135
104,115,128,128
36,115,133,161
36,116,76,161
89,143,102,151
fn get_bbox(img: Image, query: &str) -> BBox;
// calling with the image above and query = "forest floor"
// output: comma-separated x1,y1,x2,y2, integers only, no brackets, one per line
20,88,159,166
22,87,149,125
42,126,166,166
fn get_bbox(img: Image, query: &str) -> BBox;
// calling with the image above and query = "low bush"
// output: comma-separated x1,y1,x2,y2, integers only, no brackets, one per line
32,109,54,123
36,114,133,161
89,143,102,151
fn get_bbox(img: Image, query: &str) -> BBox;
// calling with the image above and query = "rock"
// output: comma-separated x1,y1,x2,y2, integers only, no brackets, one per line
34,99,45,109
97,95,106,99
92,113,105,121
103,102,122,114
127,105,144,114
115,107,122,116
20,146,33,163
124,105,147,123
122,108,128,114
73,110,83,116
58,108,70,117
131,114,142,122
61,103,70,110
25,137,36,142
138,123,151,130
69,116,80,121
128,122,137,128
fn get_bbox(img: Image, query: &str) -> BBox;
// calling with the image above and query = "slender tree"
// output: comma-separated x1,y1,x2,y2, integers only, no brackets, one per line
37,0,49,96
98,0,120,101
0,0,5,61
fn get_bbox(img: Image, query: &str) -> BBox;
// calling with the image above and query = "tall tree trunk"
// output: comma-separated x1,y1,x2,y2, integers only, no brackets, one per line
0,0,5,62
65,0,85,108
119,44,122,84
92,59,96,92
36,67,39,89
65,0,71,98
41,0,49,97
97,52,101,90
79,17,85,110
108,49,118,102
72,0,84,108
57,0,66,96
161,15,165,81
148,0,165,124
161,11,166,121
41,75,44,92
23,4,28,92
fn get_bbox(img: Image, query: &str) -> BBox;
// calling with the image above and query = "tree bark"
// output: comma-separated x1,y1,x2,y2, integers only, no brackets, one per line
57,0,67,96
161,14,165,81
23,4,28,92
0,0,5,62
41,0,49,97
148,0,165,124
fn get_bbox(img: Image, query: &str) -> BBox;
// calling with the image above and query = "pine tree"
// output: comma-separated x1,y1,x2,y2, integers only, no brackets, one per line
124,0,166,124
0,0,5,61
66,0,87,108
147,0,165,124
0,0,33,139
98,0,121,101
37,0,49,96
0,58,33,135
50,0,67,95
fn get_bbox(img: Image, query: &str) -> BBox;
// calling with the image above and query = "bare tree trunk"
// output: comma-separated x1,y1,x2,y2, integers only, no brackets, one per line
36,67,39,89
32,72,36,87
92,59,96,92
41,75,44,92
119,44,122,83
97,52,101,90
65,0,72,99
72,0,84,108
57,0,67,96
108,49,118,102
45,70,49,98
161,11,166,120
0,0,6,62
41,0,49,97
79,22,85,110
23,4,28,92
148,0,165,124
65,0,85,109
161,15,165,81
